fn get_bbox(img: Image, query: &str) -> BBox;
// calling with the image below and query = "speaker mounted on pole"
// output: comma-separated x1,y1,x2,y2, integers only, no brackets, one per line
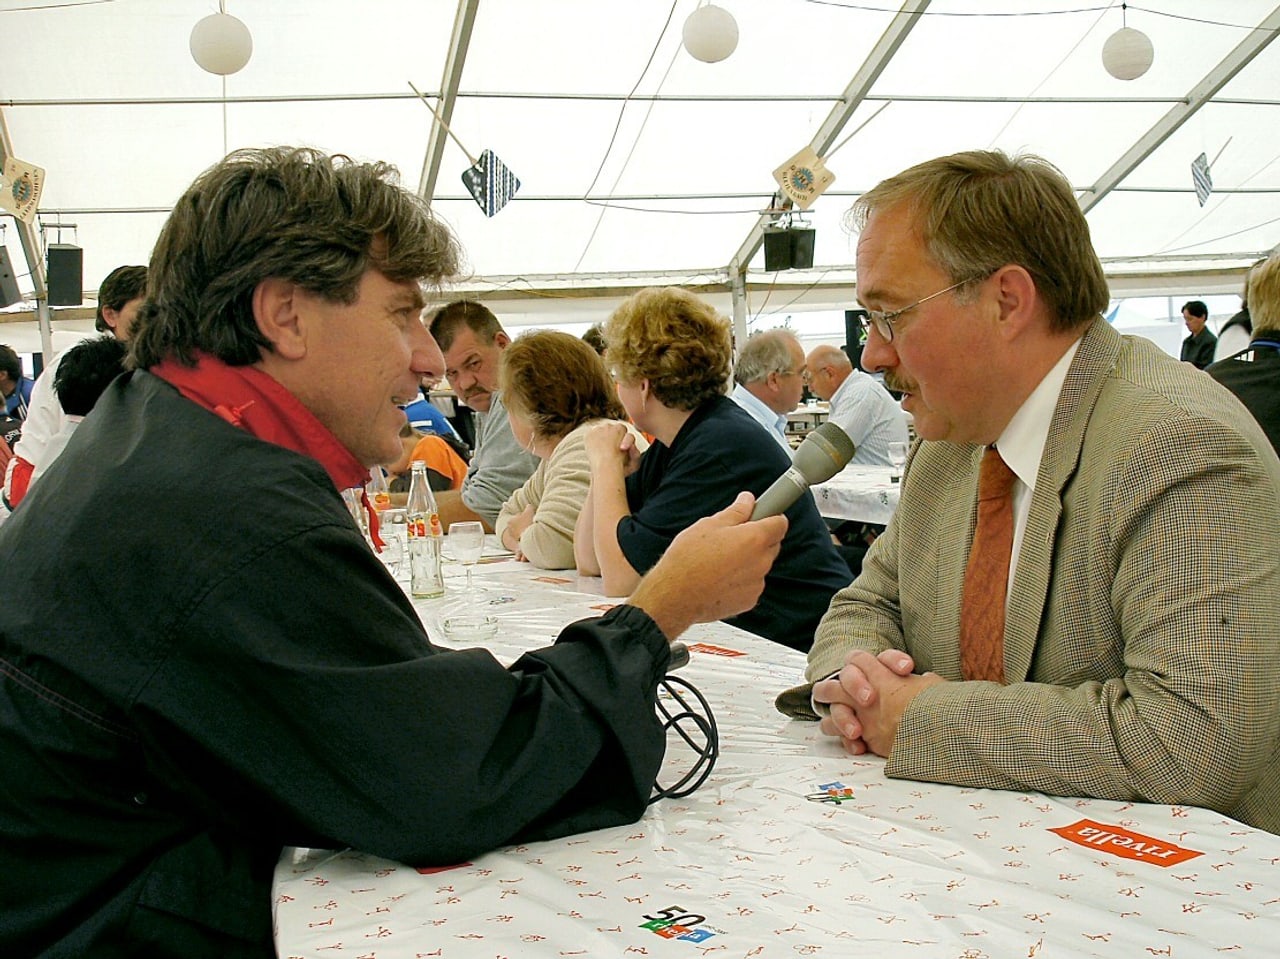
0,247,21,308
47,243,83,306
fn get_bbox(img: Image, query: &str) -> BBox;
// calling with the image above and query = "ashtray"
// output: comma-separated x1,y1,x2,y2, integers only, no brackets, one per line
442,615,500,642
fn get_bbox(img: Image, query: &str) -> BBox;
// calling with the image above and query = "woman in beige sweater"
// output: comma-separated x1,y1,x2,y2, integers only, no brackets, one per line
496,330,646,568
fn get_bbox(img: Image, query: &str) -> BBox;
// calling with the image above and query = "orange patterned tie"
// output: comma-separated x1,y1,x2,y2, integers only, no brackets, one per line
959,446,1016,683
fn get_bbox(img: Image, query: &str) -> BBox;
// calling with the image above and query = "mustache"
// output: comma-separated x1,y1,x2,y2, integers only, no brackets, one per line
883,373,916,394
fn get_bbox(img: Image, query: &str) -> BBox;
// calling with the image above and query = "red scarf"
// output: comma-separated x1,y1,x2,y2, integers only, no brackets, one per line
151,352,385,547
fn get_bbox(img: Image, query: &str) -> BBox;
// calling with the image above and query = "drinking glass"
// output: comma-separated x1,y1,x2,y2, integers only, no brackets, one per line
379,508,406,580
444,521,495,639
449,520,485,596
888,441,907,483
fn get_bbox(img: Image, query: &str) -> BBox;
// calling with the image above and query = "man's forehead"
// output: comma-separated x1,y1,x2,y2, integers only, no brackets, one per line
443,329,494,367
855,208,932,304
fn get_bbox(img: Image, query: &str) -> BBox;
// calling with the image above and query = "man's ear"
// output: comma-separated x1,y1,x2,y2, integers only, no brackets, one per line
493,330,511,350
992,264,1039,342
252,277,308,360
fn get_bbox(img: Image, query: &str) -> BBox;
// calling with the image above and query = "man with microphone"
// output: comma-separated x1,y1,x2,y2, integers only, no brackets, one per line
800,150,1280,835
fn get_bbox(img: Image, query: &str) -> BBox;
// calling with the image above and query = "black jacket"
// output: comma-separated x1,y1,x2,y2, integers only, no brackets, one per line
0,371,669,957
1207,339,1280,456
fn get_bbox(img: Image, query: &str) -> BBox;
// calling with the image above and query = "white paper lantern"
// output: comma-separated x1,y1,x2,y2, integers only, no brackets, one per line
1102,26,1153,81
682,5,739,64
190,12,253,76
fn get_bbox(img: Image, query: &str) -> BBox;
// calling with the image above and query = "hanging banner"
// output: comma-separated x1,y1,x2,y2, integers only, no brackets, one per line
0,157,44,223
773,147,835,211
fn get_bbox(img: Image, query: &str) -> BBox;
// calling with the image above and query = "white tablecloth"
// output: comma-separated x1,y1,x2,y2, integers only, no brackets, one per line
275,552,1280,958
810,463,901,525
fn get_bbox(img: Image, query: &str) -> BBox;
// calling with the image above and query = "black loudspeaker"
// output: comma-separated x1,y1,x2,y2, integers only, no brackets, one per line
47,243,83,306
790,228,815,269
0,248,20,307
763,228,792,271
762,228,817,272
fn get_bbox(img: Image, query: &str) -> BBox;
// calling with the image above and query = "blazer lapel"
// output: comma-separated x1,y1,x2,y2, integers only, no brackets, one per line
1003,319,1122,682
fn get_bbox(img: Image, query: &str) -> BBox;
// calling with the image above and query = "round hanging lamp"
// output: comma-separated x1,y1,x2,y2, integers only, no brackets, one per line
190,12,253,76
1102,26,1153,81
682,5,739,63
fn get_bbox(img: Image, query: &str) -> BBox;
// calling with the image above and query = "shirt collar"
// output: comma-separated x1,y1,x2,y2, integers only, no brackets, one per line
151,351,368,493
994,337,1081,491
731,382,788,437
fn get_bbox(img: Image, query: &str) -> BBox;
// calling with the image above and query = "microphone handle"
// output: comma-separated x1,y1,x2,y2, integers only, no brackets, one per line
750,470,809,520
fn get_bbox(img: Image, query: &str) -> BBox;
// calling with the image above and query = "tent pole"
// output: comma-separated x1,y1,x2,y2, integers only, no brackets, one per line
0,107,52,361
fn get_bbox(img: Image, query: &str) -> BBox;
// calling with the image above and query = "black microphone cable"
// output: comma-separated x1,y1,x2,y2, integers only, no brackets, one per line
649,642,719,804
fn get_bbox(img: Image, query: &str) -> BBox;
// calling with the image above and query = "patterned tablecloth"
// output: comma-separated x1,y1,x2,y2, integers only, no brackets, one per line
275,549,1280,958
810,464,901,525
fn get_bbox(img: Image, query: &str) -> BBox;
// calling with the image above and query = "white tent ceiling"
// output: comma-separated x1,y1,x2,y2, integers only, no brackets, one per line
2,0,1279,354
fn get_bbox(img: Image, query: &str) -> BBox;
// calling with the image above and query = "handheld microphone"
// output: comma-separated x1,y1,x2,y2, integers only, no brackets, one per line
750,421,856,520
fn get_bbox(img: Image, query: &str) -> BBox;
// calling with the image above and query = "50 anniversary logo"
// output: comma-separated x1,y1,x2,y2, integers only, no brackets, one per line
639,905,720,943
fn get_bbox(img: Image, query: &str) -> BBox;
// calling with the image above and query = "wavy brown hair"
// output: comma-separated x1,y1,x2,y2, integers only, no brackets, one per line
603,287,731,411
130,147,460,369
500,330,625,440
849,150,1109,333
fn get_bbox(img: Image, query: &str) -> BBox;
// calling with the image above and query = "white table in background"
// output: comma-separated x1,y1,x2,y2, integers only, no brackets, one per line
274,553,1280,959
810,463,900,525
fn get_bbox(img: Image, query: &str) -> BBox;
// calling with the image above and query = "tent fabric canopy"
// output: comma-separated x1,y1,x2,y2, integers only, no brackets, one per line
2,0,1278,352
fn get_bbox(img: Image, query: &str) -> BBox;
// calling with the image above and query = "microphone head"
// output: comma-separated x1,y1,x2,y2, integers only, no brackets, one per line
792,421,856,485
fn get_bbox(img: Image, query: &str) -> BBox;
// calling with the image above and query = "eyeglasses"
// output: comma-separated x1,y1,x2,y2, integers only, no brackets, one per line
864,275,987,343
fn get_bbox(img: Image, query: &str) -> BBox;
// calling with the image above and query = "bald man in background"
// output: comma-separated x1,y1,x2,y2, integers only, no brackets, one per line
804,343,907,465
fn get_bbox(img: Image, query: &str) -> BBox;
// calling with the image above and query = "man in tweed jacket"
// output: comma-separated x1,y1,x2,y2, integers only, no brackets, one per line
807,150,1280,834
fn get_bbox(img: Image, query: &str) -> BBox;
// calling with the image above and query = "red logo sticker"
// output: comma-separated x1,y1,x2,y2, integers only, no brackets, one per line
685,643,745,658
1048,819,1203,867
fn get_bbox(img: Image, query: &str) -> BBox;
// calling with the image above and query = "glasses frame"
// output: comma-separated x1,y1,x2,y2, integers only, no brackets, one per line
864,274,988,343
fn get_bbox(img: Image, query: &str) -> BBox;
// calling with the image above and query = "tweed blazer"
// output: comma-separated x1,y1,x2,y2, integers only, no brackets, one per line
807,318,1280,833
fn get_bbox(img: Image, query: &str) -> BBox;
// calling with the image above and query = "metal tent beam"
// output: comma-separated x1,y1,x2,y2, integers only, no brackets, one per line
0,107,52,360
417,0,480,204
1078,4,1280,213
727,0,931,343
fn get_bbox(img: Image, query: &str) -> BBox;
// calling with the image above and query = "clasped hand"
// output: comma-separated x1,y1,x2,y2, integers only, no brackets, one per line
811,649,945,756
584,421,642,476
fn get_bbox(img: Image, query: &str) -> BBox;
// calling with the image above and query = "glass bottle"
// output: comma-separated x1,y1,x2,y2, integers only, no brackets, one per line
366,466,392,516
406,460,444,598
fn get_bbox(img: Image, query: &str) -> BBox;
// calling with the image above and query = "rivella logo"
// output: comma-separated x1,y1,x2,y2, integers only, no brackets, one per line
638,905,719,943
1048,819,1203,867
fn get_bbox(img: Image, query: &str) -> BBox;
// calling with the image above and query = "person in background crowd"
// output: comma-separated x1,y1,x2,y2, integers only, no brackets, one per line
400,375,464,446
1207,252,1280,455
0,344,33,421
802,342,912,577
0,146,789,957
1180,299,1217,369
1213,256,1264,363
387,422,469,493
26,334,127,491
429,300,537,531
797,149,1280,835
3,264,147,510
729,328,806,455
0,414,18,507
497,329,647,569
803,343,907,466
576,286,850,652
582,323,607,357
